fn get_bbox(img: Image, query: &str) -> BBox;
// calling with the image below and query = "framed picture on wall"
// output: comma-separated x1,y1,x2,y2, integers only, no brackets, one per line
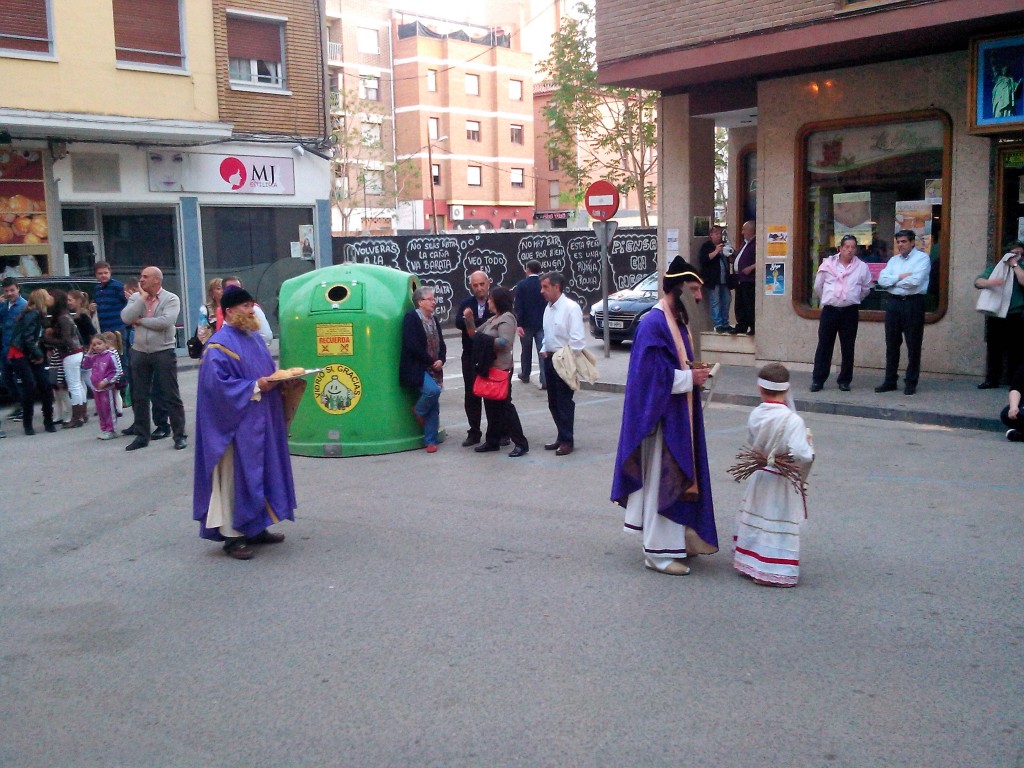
970,34,1024,134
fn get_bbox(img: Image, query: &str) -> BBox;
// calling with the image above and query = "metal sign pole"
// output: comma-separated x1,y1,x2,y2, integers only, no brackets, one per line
592,220,619,358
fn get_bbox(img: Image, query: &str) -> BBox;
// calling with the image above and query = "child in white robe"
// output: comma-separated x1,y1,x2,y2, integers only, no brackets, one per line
733,363,815,587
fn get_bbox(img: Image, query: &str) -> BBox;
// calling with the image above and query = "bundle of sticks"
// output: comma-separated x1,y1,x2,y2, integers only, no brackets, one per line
727,447,809,518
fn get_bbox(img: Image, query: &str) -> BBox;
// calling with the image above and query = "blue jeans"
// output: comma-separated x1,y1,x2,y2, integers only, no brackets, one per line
413,371,441,446
519,326,545,385
707,283,731,328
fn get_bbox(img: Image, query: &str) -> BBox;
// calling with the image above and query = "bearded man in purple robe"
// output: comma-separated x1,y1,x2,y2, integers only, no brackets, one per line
193,286,297,560
611,256,719,576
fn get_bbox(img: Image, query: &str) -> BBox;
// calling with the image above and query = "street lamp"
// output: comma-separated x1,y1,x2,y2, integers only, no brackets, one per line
426,135,448,235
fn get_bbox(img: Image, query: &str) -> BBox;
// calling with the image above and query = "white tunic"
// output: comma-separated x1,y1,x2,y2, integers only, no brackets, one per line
733,403,814,586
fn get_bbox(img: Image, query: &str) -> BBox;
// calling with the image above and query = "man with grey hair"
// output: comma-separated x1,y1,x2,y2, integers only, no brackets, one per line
121,266,187,450
455,270,494,446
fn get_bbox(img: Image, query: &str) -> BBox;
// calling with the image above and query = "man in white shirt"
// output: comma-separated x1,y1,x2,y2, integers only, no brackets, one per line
874,229,931,395
539,272,586,456
223,276,273,347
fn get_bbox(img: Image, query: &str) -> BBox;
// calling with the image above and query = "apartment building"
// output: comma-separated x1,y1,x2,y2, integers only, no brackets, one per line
324,0,398,235
597,0,1024,376
391,11,535,233
1,0,332,336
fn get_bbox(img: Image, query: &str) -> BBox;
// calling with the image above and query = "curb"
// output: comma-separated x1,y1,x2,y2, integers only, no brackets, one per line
582,381,1005,433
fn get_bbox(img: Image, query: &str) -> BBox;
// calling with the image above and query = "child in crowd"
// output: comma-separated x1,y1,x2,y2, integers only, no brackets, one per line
100,331,125,416
81,335,121,440
731,363,815,587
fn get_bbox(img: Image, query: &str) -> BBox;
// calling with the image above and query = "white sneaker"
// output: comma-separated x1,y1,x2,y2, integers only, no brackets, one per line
98,431,115,440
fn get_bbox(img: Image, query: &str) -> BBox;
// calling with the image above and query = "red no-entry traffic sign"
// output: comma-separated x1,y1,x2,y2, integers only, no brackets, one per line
584,180,620,220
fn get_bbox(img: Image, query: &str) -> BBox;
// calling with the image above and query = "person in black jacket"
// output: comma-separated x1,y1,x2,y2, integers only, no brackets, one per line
454,270,493,445
698,225,733,333
7,289,56,435
514,259,547,388
399,285,446,453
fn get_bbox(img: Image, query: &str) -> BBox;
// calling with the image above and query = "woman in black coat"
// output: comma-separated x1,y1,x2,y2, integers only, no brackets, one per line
7,289,56,434
399,285,446,452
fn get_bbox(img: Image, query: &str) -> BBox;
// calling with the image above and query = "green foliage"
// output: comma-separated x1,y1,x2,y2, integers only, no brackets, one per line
538,1,658,225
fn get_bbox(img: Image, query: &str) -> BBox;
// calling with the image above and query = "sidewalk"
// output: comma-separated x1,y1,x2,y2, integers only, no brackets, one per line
178,333,1008,433
581,338,1008,433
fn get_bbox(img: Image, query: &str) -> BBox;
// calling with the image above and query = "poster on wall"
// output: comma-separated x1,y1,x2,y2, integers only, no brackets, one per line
970,34,1024,134
765,262,785,295
766,225,789,258
894,200,932,253
0,147,50,277
832,191,872,245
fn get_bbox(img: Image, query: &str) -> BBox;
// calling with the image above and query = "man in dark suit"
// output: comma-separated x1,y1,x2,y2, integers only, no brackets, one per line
730,220,757,336
454,270,493,446
513,259,547,389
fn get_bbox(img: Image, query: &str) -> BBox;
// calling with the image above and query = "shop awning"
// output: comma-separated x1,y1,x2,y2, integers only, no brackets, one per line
0,107,234,145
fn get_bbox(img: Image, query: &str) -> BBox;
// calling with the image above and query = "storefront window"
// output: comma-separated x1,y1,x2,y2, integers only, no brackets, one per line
200,206,314,333
795,111,950,319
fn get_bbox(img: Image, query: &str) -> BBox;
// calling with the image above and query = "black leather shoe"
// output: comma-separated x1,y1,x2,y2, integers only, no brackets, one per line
809,383,823,392
903,385,917,396
874,383,897,393
474,442,499,453
125,437,148,451
508,445,528,458
173,436,188,450
838,383,851,392
461,433,481,447
977,381,999,389
151,426,171,440
544,441,560,450
121,425,138,436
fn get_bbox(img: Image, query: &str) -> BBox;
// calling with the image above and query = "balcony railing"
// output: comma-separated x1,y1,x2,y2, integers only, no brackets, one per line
328,41,342,64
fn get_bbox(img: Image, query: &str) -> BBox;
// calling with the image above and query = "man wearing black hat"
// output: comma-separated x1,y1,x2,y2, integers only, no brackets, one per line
121,266,187,451
611,256,719,576
192,285,297,560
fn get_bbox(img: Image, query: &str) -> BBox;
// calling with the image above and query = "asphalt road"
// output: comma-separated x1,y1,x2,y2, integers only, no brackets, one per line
2,368,1022,767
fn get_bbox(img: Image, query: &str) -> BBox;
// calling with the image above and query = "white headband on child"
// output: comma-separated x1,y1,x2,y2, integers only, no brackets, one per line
757,377,791,391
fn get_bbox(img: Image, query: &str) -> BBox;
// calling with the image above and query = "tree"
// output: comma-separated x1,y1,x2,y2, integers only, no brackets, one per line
330,88,418,234
538,2,658,225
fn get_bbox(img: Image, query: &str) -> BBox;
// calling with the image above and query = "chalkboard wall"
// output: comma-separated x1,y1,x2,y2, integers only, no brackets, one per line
332,228,659,326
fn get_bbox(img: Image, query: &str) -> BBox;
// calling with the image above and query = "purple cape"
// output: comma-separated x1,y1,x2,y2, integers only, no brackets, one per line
610,309,718,546
192,324,296,541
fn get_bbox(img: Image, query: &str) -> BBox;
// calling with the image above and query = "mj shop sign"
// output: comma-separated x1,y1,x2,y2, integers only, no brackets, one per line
147,151,296,195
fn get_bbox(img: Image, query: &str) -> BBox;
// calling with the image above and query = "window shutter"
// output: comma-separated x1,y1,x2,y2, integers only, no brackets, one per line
0,0,51,53
112,0,183,67
227,16,283,62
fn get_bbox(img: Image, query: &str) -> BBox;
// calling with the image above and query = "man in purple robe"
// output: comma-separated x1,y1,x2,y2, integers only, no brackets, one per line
611,256,719,576
193,286,296,560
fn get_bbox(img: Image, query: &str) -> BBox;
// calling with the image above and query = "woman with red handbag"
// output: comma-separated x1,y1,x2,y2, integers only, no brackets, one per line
471,287,529,457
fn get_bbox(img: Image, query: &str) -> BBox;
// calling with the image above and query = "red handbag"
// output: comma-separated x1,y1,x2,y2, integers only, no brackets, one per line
472,367,509,400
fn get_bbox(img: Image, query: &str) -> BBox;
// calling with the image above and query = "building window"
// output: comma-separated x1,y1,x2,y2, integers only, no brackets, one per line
356,27,379,54
427,68,437,92
361,123,381,146
113,0,184,68
466,120,481,142
549,180,560,209
509,79,523,101
227,14,285,88
0,0,52,55
795,110,950,319
511,168,524,188
359,75,379,101
428,117,439,140
548,156,559,171
364,170,384,195
468,166,482,186
431,163,440,186
510,124,524,145
465,73,480,96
